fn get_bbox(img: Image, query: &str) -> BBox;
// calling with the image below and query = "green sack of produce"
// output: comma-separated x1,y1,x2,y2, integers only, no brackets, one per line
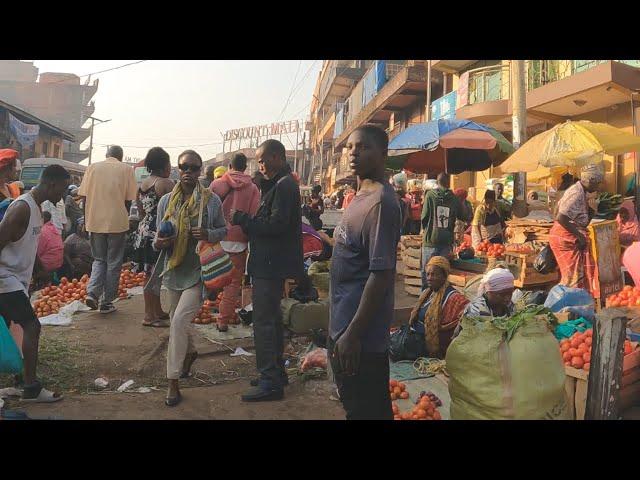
308,260,330,275
281,298,330,334
446,306,570,420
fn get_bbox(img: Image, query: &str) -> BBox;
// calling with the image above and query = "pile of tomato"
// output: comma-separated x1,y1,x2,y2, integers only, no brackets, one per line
455,240,474,254
392,391,443,421
476,240,506,258
118,269,147,299
559,330,592,371
606,286,640,308
559,329,637,371
389,379,409,400
192,298,220,324
33,275,89,318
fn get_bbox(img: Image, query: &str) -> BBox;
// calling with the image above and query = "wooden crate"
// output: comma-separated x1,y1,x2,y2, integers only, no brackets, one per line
565,347,640,419
448,268,482,288
451,258,487,274
505,252,559,288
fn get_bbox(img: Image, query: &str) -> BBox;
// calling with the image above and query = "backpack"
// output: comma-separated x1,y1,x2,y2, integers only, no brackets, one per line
428,190,455,246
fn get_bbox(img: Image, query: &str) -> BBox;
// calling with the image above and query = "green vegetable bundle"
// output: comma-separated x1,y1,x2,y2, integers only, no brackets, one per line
596,192,623,220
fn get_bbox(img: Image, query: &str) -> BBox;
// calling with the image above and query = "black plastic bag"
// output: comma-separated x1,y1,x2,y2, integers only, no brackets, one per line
534,245,557,274
389,325,427,362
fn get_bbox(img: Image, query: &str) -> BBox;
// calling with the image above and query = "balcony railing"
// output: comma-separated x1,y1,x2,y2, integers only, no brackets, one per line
467,64,510,105
465,61,640,106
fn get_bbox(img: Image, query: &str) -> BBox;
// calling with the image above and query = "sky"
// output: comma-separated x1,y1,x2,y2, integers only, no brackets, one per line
28,60,321,165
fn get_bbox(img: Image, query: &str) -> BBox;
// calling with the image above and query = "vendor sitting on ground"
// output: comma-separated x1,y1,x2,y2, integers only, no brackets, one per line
452,268,516,338
62,217,93,279
463,267,516,319
617,200,640,247
408,256,469,359
471,189,505,247
302,223,333,262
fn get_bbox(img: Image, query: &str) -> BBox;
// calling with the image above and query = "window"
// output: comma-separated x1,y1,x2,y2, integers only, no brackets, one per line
42,142,49,157
53,144,60,158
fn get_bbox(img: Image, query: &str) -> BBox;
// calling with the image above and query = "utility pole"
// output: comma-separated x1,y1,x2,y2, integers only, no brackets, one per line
511,60,528,218
87,116,111,165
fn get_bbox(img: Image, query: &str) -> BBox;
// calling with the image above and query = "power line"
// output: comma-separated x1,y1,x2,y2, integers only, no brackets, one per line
276,60,302,122
47,60,148,85
96,141,223,149
277,60,319,121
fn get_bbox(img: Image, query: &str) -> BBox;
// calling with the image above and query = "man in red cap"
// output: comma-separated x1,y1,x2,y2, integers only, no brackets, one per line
0,149,21,201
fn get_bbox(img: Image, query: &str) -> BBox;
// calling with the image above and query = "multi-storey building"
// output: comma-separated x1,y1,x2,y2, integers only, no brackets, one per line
0,99,75,159
309,60,640,199
0,60,98,163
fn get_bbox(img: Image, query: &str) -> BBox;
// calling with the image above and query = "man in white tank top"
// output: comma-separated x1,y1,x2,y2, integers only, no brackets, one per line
0,164,70,403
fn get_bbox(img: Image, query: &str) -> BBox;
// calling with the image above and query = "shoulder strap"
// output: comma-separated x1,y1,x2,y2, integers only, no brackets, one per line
197,191,206,229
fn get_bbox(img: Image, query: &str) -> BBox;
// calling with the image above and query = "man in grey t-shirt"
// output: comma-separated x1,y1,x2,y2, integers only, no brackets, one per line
328,125,401,420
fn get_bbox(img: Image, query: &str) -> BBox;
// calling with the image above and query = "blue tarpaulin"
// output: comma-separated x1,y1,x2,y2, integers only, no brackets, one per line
388,119,492,151
362,63,378,107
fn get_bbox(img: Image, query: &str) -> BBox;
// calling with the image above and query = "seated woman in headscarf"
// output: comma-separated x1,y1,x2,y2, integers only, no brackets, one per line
407,256,469,359
471,190,505,247
464,267,516,318
302,223,332,262
617,200,640,248
549,164,603,294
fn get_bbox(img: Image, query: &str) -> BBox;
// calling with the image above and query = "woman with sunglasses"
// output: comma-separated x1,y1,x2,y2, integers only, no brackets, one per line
153,150,227,407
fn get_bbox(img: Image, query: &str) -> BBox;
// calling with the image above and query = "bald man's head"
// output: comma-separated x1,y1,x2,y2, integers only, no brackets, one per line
107,145,124,161
437,172,450,189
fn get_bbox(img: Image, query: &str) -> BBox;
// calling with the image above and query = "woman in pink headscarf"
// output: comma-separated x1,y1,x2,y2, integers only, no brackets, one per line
617,200,640,247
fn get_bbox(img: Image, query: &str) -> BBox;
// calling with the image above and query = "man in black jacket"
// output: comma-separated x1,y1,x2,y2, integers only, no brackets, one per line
232,139,303,402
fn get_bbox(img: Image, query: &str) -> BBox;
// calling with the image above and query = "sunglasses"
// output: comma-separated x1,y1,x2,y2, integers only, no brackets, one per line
178,163,201,173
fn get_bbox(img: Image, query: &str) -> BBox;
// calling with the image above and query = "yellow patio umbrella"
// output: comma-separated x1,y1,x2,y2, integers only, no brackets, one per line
500,120,640,173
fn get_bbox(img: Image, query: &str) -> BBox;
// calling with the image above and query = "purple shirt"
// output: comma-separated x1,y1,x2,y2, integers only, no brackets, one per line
329,182,401,353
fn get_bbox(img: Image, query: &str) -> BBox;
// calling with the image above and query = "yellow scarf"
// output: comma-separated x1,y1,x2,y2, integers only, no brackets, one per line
162,182,211,272
409,256,451,357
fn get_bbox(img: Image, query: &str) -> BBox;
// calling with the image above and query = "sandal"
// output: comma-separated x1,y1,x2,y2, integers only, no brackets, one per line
143,319,170,328
180,352,198,379
165,392,182,407
157,312,170,321
21,382,63,404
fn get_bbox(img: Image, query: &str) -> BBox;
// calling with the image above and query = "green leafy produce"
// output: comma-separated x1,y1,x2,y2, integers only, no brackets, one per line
465,305,558,342
596,192,623,220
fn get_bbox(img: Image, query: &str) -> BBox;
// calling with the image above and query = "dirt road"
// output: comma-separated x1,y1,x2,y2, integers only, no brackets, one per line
2,291,343,420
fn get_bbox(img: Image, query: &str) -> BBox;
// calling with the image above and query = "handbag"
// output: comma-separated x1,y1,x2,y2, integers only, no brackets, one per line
389,323,428,362
0,316,23,374
196,195,234,291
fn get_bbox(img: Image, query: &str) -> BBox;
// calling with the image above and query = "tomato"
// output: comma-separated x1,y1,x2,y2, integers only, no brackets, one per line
571,356,585,369
562,351,572,362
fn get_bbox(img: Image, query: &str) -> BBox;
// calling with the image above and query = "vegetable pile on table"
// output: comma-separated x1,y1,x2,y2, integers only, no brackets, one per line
559,328,637,371
476,240,505,258
33,275,89,318
606,286,640,308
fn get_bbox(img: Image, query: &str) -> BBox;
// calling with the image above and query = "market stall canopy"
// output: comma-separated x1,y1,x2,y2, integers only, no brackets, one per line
500,120,640,173
386,119,514,175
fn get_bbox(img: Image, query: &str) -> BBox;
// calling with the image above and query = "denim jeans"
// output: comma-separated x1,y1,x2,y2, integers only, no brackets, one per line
421,244,452,289
87,232,127,305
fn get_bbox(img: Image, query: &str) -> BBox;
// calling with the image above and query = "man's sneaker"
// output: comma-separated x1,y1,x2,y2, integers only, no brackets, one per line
99,303,117,314
85,295,99,310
